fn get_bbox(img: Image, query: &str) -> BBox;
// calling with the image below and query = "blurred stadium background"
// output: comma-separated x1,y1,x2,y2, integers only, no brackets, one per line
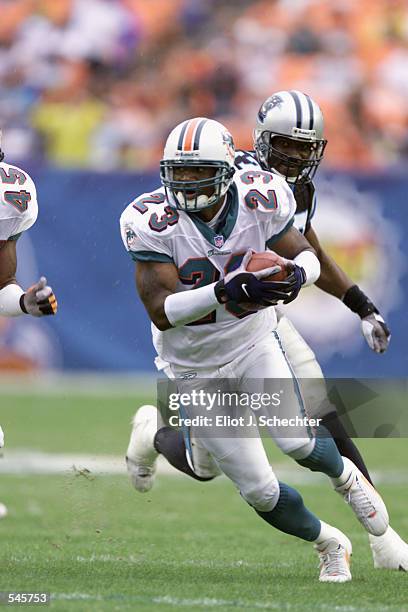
1,2,408,608
0,0,407,376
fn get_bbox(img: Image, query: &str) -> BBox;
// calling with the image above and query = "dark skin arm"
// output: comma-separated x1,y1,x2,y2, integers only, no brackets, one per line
305,225,353,298
135,260,179,331
269,225,317,260
0,240,18,290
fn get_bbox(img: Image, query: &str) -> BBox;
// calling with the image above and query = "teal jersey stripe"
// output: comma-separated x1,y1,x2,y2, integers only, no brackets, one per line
8,233,22,242
265,216,294,248
130,250,174,264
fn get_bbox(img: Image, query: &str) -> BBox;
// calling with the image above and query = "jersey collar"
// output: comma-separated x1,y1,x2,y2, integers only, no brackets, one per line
188,182,239,246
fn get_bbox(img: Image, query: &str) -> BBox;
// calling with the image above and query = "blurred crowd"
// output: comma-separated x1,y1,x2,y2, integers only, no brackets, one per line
1,0,408,171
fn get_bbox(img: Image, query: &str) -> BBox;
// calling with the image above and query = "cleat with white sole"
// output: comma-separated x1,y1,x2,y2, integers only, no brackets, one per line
334,457,389,536
369,526,408,571
315,527,352,583
126,405,163,493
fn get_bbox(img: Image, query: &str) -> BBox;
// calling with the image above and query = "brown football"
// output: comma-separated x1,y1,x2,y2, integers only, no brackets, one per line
246,251,289,281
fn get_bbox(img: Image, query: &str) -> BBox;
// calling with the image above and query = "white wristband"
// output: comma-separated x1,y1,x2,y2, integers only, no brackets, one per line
164,283,219,327
0,283,25,317
293,250,321,286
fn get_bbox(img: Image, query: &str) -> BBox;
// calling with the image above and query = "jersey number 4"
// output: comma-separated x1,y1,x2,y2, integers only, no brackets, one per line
1,167,31,212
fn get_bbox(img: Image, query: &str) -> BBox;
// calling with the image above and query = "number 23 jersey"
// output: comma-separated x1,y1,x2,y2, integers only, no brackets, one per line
120,168,296,369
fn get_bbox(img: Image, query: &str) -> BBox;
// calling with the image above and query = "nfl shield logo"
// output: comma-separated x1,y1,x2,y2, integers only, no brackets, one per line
214,235,224,248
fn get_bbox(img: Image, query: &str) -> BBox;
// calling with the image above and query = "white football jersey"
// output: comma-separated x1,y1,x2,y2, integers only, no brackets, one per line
234,150,316,235
120,168,296,369
0,162,38,241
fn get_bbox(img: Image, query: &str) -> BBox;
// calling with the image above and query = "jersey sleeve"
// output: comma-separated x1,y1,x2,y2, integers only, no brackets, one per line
0,164,38,240
119,196,174,264
244,173,296,248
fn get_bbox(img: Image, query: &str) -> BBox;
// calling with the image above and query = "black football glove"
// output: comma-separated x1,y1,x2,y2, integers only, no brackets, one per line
214,250,283,306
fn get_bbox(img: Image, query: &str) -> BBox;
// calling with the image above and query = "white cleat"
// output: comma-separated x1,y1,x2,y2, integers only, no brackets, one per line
315,528,352,583
0,503,8,519
126,405,162,493
335,457,389,536
369,526,408,571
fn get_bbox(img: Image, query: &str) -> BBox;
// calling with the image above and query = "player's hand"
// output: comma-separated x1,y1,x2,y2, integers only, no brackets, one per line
361,313,390,353
214,250,283,306
22,277,58,317
0,425,4,448
270,262,307,305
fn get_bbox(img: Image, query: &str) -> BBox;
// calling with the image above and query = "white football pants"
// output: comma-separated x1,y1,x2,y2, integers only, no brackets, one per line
166,330,316,512
275,314,334,419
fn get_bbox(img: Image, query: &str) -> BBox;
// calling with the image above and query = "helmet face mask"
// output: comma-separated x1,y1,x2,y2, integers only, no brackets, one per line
255,131,327,183
160,159,235,212
253,90,327,184
160,117,236,213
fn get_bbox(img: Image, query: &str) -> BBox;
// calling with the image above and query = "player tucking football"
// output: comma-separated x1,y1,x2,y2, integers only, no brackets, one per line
121,117,391,582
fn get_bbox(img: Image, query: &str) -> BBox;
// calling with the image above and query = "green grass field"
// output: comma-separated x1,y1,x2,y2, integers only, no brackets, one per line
0,389,407,611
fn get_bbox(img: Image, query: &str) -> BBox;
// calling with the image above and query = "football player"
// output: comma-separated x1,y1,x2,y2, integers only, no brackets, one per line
235,90,406,571
128,94,407,572
0,131,58,515
121,117,390,582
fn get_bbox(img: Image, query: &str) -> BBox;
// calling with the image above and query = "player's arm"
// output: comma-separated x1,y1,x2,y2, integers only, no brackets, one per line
263,225,321,304
272,225,320,286
305,225,352,297
0,239,57,317
135,261,179,331
305,224,390,353
135,254,288,329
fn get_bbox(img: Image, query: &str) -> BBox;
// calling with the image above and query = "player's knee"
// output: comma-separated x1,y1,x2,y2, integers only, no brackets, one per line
240,473,280,512
275,437,315,460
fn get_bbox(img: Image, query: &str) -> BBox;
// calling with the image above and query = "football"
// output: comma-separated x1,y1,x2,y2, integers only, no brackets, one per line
246,251,289,281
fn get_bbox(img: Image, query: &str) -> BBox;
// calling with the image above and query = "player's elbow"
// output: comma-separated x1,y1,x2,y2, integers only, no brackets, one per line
154,317,173,331
150,308,173,331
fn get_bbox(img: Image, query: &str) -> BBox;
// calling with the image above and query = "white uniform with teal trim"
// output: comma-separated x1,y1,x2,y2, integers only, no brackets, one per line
234,150,317,235
0,162,38,241
120,168,296,369
234,150,333,419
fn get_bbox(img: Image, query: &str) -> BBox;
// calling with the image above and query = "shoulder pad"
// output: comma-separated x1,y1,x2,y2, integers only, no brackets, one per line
0,162,38,239
234,149,260,170
120,187,177,260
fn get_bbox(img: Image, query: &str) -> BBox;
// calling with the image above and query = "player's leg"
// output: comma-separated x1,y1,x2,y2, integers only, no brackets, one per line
277,315,408,570
181,415,351,582
276,315,373,481
126,357,220,490
240,331,389,538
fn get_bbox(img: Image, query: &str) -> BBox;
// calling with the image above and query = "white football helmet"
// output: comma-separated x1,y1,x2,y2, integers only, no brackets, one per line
253,90,327,183
160,117,235,212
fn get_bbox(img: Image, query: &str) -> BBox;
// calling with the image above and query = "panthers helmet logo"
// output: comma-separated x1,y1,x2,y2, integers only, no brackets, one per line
258,95,284,123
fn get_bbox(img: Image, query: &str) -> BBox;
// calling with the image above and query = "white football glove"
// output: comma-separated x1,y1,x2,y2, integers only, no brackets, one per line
22,277,58,317
0,426,4,449
361,313,391,354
